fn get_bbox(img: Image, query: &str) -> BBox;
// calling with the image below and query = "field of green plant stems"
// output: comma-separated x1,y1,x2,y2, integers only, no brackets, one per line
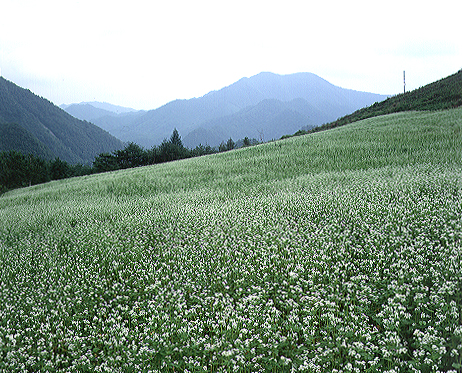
1,108,461,372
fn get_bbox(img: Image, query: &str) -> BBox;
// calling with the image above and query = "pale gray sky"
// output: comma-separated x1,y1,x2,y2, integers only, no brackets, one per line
1,0,460,110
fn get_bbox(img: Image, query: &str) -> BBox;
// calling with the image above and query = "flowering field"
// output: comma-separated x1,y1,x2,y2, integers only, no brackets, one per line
1,109,461,372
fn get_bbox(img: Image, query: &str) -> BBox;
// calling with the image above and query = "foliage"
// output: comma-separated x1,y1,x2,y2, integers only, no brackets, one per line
1,108,461,372
218,138,237,152
93,130,191,173
226,137,235,151
169,128,184,148
0,151,91,193
113,143,147,169
157,138,188,163
0,122,55,160
49,158,72,180
92,152,120,173
0,129,253,194
0,150,48,190
189,143,216,157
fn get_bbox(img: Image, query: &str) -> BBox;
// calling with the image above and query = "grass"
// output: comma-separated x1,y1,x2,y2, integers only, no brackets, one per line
308,69,462,134
1,108,461,372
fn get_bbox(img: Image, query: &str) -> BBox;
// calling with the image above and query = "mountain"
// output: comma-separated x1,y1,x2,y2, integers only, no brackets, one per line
88,72,388,148
60,101,139,114
307,68,462,133
86,101,139,114
0,77,124,164
0,122,55,160
183,98,322,147
60,103,116,122
60,102,143,122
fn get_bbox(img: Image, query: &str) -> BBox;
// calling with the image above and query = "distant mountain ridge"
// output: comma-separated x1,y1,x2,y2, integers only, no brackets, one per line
0,77,124,164
60,104,116,122
64,72,388,148
60,101,139,114
59,102,143,122
183,98,322,147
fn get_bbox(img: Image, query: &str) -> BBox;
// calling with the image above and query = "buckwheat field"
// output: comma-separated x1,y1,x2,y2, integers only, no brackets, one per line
1,109,461,372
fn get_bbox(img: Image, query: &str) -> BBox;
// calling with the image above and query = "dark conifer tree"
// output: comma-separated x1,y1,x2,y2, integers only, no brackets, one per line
170,128,183,148
226,137,235,151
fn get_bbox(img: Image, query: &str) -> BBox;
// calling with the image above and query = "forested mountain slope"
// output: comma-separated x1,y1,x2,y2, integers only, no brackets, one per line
0,77,124,163
0,122,55,160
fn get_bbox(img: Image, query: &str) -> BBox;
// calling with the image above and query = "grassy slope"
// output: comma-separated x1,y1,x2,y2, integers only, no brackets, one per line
0,108,461,372
3,108,461,202
308,69,462,133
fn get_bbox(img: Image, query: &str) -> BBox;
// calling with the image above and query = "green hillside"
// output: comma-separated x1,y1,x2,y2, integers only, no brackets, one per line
308,68,462,133
0,122,55,160
0,77,124,163
1,108,461,372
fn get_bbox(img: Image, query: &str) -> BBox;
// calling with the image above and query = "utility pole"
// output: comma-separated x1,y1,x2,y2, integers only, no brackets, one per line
403,71,406,93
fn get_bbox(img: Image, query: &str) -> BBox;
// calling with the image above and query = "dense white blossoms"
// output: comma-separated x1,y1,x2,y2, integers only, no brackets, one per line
1,108,461,371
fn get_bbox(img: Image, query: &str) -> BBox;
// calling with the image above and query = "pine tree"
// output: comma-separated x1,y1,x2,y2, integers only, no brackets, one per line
170,128,183,148
226,137,235,151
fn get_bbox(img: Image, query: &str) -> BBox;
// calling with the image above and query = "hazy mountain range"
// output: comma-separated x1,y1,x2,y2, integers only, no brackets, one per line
62,72,388,148
59,102,143,122
2,69,460,168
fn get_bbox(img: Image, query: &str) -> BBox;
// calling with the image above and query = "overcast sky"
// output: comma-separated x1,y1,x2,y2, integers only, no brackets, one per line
1,0,461,110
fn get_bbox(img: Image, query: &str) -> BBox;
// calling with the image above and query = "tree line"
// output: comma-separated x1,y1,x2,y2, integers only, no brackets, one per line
0,129,256,195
